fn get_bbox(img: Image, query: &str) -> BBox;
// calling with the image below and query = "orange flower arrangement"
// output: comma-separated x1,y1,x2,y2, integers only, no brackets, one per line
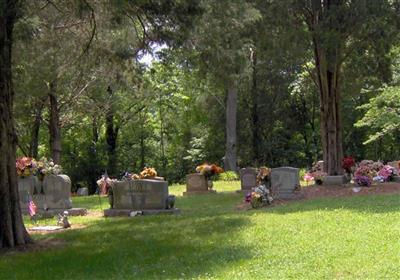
132,167,157,180
195,163,223,177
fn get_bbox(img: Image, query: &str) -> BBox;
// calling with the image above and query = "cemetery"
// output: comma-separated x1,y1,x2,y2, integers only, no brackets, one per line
1,1,400,279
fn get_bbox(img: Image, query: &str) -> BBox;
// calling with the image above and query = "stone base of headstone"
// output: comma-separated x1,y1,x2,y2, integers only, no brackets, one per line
104,208,180,217
392,176,400,183
323,175,347,185
183,190,217,196
22,207,87,217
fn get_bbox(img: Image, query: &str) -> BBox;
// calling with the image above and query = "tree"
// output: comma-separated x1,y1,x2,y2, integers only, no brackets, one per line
188,0,260,171
0,0,32,249
259,0,399,174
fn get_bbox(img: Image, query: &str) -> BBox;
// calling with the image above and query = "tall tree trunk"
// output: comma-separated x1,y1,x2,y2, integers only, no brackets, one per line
88,116,98,194
140,117,145,170
48,80,61,164
0,0,32,249
310,0,343,175
250,49,259,165
313,43,343,175
29,101,44,158
224,84,237,171
105,86,118,176
159,99,166,173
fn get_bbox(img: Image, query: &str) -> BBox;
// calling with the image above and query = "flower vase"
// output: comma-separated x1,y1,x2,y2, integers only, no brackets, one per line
315,179,323,185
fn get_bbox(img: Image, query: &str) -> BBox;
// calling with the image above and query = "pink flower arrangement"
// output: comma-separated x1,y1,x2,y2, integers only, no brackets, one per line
377,165,396,182
303,173,314,182
16,157,37,177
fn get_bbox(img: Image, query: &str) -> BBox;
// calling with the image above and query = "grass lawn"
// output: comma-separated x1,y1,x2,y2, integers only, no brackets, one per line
1,181,399,279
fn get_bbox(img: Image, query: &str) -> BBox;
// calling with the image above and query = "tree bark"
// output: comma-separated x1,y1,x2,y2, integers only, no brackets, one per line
140,117,145,170
88,116,99,194
224,84,237,171
310,0,344,175
250,49,260,165
29,100,45,158
105,86,118,176
0,0,32,249
48,80,62,164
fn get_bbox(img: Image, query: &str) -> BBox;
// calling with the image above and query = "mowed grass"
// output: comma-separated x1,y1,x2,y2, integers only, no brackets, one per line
1,181,399,279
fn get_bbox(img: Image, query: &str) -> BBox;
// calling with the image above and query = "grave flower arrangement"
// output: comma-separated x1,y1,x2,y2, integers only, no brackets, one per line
139,167,157,179
245,185,273,209
126,167,158,180
310,171,327,185
245,166,273,209
303,173,314,186
256,167,271,185
196,163,224,178
195,163,224,190
354,165,373,187
16,157,37,177
36,158,62,180
374,165,397,182
309,161,326,185
342,156,355,174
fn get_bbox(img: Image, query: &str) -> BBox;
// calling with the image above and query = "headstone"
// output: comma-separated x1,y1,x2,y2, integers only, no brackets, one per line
17,176,37,209
111,179,168,210
239,168,257,191
104,179,180,216
183,173,215,196
37,174,72,209
270,167,300,199
77,187,89,196
18,174,86,216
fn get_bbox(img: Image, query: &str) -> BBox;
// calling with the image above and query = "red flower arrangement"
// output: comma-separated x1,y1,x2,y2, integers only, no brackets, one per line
342,156,355,174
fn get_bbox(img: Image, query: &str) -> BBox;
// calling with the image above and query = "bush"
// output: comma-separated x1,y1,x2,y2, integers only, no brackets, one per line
217,171,239,181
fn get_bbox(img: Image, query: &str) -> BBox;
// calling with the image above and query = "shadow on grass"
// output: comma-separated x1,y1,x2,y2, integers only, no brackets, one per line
2,214,252,279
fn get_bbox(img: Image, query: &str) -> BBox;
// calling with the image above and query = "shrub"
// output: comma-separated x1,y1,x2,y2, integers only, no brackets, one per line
217,171,239,181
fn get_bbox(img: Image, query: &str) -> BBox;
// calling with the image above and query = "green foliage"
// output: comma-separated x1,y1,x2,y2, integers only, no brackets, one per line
355,86,400,144
217,171,239,181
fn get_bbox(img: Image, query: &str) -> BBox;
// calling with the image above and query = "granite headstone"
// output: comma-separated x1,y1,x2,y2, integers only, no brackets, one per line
270,167,300,199
239,168,257,191
183,173,216,196
111,179,168,210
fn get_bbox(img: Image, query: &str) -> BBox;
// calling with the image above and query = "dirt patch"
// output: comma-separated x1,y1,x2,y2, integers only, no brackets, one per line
236,182,400,210
27,223,87,235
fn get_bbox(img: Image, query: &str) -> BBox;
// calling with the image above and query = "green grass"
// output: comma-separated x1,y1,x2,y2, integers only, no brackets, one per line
1,181,400,279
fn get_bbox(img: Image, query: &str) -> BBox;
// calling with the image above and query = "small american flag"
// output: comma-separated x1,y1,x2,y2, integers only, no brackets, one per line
28,198,37,217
